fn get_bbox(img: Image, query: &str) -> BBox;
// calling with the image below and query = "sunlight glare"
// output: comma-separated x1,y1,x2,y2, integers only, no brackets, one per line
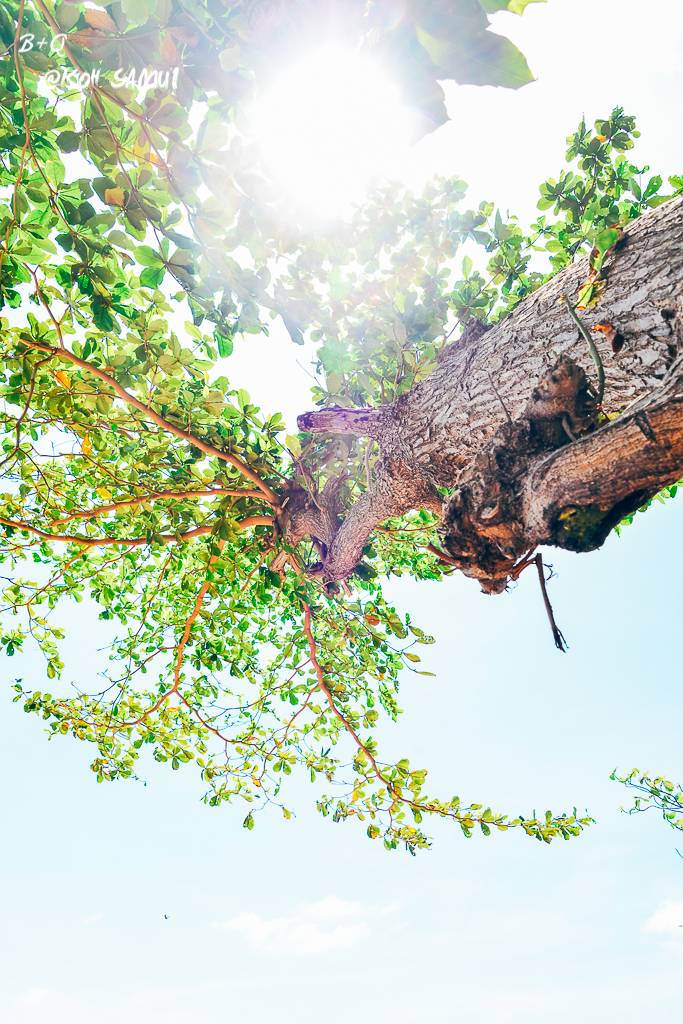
249,45,413,223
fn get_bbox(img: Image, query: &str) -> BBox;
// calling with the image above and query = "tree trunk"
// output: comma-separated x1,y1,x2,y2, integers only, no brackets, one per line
296,195,683,590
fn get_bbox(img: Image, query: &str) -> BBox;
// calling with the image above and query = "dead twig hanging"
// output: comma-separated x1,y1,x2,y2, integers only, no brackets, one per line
535,553,567,652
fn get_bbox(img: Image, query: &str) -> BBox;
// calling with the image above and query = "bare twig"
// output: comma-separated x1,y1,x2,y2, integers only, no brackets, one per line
561,293,605,403
561,415,576,442
535,553,567,652
487,372,512,423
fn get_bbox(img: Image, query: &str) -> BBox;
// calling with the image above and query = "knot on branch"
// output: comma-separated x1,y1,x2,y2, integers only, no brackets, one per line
437,356,599,594
525,353,599,434
278,473,346,554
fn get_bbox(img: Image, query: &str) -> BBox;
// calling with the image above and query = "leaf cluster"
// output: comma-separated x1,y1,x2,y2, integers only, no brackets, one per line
612,769,683,833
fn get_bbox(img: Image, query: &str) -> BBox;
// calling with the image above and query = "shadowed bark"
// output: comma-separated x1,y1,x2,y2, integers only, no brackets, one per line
295,195,683,589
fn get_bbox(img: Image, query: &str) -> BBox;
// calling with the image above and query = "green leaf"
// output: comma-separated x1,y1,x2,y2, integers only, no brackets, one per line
92,304,116,332
135,246,165,267
283,317,304,346
121,0,157,28
416,27,535,89
219,45,242,73
643,175,662,199
56,131,81,153
595,227,620,253
480,0,545,12
285,434,302,458
107,231,135,250
139,266,166,289
216,332,233,358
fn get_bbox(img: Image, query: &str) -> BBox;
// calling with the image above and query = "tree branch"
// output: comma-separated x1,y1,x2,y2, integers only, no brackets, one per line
50,488,267,526
0,515,274,548
297,405,384,438
21,341,280,504
293,198,683,586
521,368,683,551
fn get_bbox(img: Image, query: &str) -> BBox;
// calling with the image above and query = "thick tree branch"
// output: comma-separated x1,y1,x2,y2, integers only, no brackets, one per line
297,405,384,438
294,197,683,586
521,362,683,551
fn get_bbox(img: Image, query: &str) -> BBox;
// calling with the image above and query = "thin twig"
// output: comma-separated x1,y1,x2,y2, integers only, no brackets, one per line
487,372,512,423
535,554,567,652
508,550,537,581
173,541,226,689
302,603,389,787
426,542,471,570
561,293,605,403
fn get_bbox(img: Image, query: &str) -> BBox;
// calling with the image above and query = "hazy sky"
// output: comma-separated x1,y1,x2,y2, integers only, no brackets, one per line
3,2,683,1022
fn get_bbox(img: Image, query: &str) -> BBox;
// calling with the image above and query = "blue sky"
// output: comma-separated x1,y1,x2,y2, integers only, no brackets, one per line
2,2,683,1022
3,489,683,1024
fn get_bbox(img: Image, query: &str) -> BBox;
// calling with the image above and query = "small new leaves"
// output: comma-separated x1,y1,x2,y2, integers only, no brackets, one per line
612,769,683,831
285,435,302,459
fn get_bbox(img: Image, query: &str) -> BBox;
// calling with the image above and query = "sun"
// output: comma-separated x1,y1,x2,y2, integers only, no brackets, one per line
249,44,414,224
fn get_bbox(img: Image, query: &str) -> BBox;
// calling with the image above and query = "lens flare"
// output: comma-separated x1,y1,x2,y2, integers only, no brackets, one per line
249,44,413,223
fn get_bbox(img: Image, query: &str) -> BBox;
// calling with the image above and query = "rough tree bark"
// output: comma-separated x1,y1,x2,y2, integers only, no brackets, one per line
294,195,683,592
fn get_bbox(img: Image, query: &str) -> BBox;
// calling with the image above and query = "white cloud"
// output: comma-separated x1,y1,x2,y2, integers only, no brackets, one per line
644,901,683,934
302,895,371,920
213,896,395,955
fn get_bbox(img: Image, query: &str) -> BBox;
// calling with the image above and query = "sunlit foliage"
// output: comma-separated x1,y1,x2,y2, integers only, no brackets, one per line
0,0,678,850
613,770,683,835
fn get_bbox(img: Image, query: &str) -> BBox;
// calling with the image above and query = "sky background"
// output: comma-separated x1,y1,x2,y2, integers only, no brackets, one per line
3,1,683,1022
